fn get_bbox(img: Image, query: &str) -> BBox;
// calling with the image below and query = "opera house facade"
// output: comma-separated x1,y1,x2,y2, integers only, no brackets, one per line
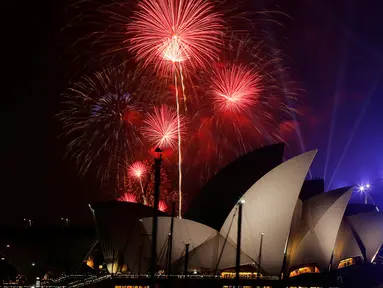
1,143,382,284
92,144,383,278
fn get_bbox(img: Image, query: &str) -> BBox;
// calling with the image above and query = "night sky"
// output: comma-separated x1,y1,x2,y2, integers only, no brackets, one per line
2,0,382,227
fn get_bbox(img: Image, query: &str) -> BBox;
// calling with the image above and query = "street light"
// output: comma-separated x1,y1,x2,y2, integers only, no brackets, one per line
236,199,244,286
358,183,371,205
257,232,264,279
151,147,163,283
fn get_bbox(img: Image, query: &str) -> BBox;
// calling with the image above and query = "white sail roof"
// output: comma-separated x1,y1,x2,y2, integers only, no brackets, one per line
287,186,353,270
186,232,255,270
333,218,363,267
220,150,317,275
139,217,218,269
333,211,383,266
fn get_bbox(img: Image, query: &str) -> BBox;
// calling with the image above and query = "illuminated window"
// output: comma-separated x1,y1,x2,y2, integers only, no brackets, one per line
289,265,320,277
220,272,262,279
337,257,356,269
86,258,94,269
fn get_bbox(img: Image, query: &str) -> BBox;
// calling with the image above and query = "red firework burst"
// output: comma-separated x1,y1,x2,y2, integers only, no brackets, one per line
142,105,186,149
118,193,137,203
128,0,224,71
128,161,147,179
158,201,168,212
211,63,262,114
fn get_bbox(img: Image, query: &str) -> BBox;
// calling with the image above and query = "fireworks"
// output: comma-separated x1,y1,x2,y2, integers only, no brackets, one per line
128,161,147,179
158,201,168,212
142,105,186,149
61,1,299,217
211,63,261,115
128,161,148,204
127,0,224,71
58,66,150,183
142,104,186,215
118,193,137,203
181,36,297,183
127,0,224,217
121,158,176,210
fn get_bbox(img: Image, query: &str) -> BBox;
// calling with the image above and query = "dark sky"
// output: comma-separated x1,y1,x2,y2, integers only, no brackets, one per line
2,0,382,227
282,1,383,206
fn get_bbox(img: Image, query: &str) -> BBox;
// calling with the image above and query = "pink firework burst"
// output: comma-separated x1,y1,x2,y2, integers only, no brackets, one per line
128,161,147,179
142,105,186,149
211,63,262,114
128,0,224,71
158,201,168,212
118,193,137,203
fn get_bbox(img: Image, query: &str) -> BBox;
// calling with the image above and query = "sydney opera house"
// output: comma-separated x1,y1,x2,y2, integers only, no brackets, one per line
1,143,382,287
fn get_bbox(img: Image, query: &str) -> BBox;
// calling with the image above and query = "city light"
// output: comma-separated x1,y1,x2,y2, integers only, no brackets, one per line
358,183,371,192
358,183,373,205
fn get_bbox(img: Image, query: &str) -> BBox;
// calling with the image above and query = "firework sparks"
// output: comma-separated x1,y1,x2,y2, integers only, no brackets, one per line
118,193,137,203
128,161,148,204
128,161,147,179
211,63,261,115
182,36,297,183
142,105,186,149
128,0,223,217
61,2,299,215
122,158,176,209
128,0,224,71
58,66,147,184
158,201,168,212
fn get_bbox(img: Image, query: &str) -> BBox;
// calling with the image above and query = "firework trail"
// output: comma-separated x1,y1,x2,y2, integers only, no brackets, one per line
128,0,224,216
173,68,184,216
58,66,151,188
128,161,148,204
